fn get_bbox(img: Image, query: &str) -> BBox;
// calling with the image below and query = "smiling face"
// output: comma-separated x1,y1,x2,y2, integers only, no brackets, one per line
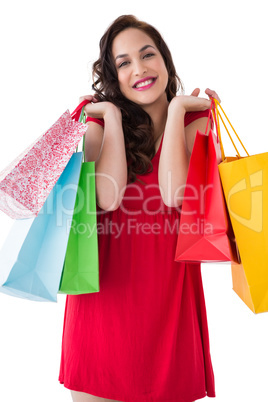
112,28,169,109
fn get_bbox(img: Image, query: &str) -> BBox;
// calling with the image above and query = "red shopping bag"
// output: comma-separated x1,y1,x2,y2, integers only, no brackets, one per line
175,107,239,263
0,100,89,219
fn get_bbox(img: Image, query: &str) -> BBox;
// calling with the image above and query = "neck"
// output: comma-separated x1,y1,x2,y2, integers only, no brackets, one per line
142,94,169,142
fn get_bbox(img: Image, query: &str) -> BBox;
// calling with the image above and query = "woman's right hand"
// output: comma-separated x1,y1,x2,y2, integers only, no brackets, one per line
79,94,121,121
79,94,100,104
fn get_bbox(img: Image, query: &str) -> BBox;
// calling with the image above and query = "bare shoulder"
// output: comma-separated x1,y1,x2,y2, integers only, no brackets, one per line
84,122,104,162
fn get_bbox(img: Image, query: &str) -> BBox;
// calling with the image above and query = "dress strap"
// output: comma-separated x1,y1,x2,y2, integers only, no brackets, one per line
184,110,212,127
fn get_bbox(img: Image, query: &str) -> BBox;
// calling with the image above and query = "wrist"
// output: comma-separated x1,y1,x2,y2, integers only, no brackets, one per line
168,97,186,119
103,104,122,121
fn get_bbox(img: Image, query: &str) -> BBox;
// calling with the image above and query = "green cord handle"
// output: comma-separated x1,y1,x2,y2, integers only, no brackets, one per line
76,106,86,159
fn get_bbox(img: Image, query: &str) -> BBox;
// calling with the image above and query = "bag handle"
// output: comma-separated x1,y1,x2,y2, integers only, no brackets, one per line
71,99,90,122
204,100,226,159
205,100,215,135
75,105,87,158
205,99,220,138
213,98,249,159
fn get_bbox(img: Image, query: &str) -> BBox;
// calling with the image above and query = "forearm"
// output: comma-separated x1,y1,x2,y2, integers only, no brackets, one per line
95,109,127,211
158,102,190,208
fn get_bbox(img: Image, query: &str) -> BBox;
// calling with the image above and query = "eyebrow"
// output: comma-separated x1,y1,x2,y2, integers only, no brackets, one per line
114,45,156,61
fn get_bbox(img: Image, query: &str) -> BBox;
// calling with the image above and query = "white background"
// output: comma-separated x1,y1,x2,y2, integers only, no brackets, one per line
0,0,268,401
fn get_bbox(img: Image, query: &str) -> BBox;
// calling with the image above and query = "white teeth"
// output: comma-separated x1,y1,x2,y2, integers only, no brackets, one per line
135,79,154,88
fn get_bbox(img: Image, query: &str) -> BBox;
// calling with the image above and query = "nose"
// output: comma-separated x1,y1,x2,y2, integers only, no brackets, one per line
133,59,147,76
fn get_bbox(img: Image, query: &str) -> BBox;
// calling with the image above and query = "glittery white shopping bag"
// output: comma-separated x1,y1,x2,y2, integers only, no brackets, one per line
0,101,88,219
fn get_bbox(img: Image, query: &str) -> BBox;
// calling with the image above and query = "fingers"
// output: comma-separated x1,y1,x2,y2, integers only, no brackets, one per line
189,88,221,104
191,88,200,97
79,95,93,103
205,88,221,103
79,94,100,104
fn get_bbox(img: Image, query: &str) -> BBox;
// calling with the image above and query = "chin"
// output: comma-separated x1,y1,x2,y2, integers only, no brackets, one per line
135,95,166,108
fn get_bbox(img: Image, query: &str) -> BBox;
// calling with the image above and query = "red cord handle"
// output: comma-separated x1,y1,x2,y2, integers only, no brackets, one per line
71,99,91,121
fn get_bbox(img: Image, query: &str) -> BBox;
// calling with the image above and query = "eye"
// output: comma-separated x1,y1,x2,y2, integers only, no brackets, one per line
118,60,129,69
143,53,155,59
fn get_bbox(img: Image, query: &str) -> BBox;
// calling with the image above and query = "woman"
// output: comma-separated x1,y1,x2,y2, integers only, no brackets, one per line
59,15,220,402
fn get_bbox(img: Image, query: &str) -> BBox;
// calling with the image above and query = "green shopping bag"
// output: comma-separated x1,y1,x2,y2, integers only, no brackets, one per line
58,108,99,295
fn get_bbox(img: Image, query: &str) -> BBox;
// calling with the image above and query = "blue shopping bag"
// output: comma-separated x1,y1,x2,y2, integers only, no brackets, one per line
0,152,83,302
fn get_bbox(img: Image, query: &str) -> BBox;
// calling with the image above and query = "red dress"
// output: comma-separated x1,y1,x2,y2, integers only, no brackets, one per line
59,111,216,402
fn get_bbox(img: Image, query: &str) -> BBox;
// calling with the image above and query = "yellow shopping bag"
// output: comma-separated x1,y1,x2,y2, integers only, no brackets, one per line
214,99,268,314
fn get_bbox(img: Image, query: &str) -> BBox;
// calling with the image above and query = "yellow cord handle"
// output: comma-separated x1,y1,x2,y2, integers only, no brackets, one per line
213,98,250,159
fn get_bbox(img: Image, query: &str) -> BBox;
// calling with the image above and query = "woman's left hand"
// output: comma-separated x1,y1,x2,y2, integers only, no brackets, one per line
191,88,221,103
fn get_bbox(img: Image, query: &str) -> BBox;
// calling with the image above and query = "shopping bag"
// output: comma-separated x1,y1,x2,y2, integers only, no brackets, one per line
214,98,268,313
175,105,239,263
59,161,99,295
59,106,99,295
0,152,83,302
0,101,89,219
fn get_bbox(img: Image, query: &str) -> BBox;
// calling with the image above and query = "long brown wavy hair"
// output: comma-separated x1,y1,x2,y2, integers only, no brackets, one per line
92,15,184,183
